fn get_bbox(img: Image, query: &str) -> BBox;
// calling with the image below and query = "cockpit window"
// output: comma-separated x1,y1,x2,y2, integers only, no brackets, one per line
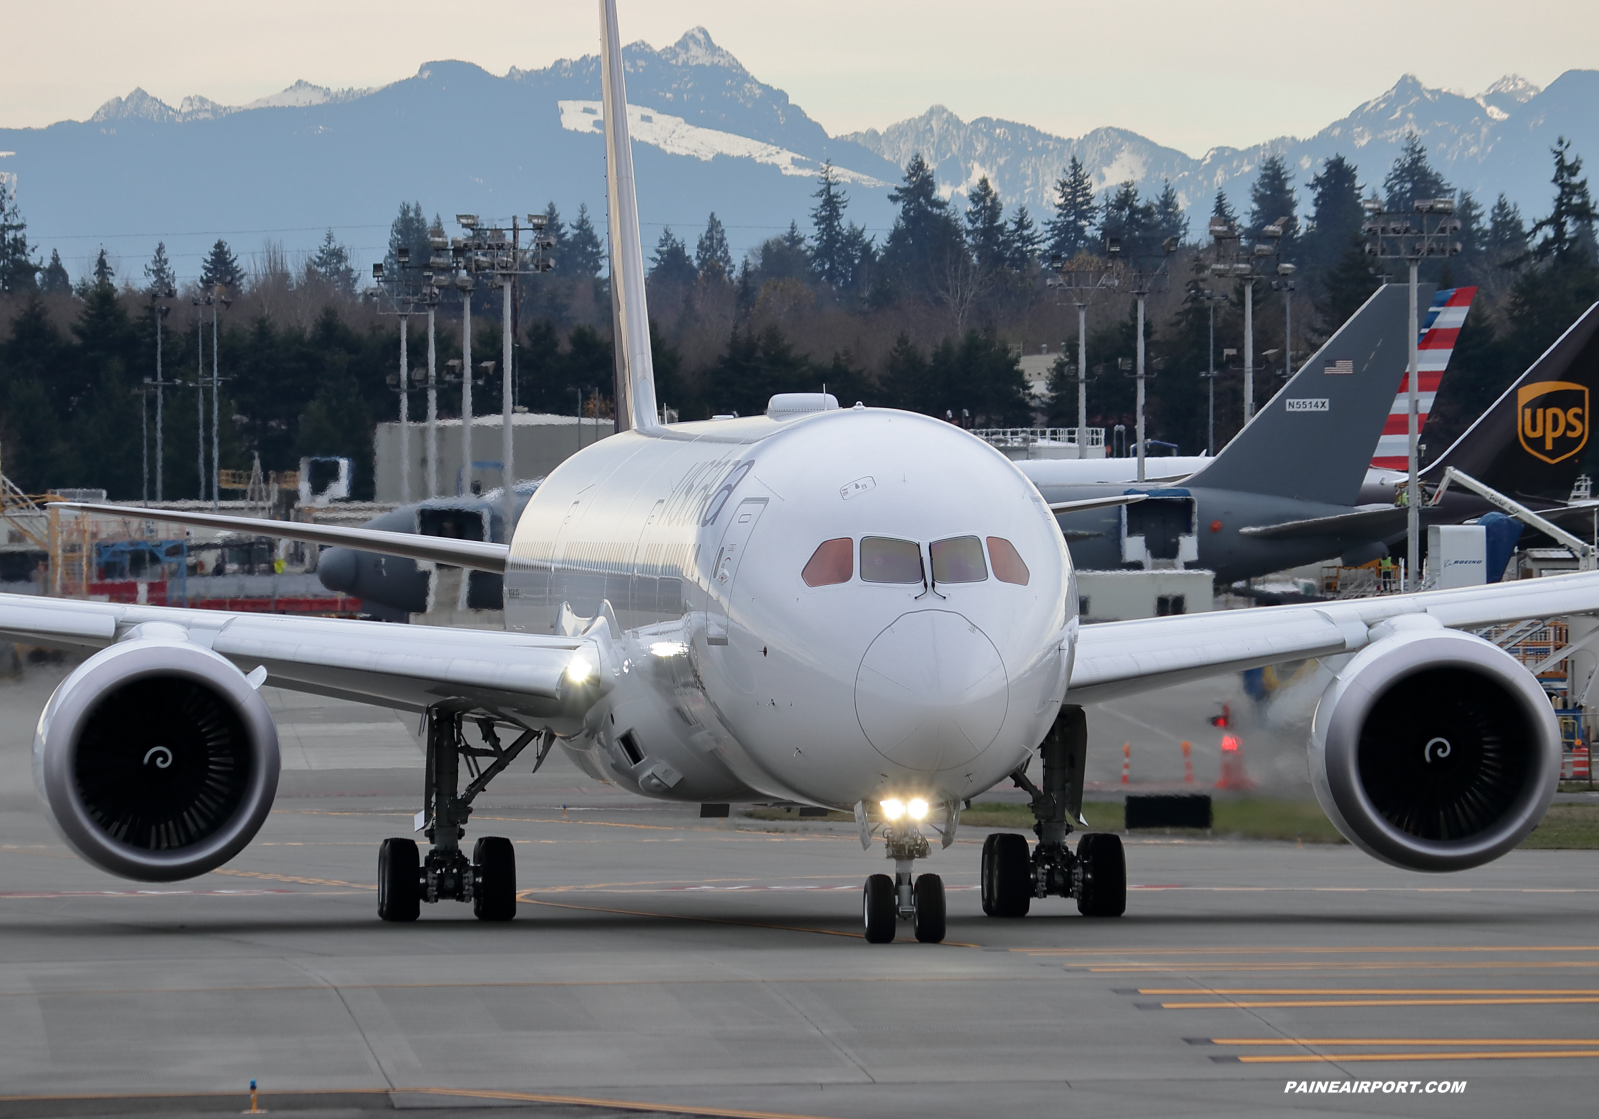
860,537,923,583
987,537,1030,585
801,538,853,587
930,536,987,583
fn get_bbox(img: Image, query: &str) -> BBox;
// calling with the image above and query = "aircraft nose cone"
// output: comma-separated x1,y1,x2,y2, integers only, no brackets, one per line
317,547,357,594
854,610,1009,772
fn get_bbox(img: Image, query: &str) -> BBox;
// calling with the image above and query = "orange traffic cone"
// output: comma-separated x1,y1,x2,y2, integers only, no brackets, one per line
1181,740,1194,785
1215,733,1256,791
1575,746,1592,781
1121,742,1131,785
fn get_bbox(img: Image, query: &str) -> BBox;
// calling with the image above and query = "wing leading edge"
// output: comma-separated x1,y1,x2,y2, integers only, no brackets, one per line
1069,569,1599,704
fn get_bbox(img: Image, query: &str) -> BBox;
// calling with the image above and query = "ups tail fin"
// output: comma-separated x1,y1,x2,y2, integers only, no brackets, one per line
1370,286,1477,469
600,0,659,434
1187,282,1428,506
1423,301,1599,501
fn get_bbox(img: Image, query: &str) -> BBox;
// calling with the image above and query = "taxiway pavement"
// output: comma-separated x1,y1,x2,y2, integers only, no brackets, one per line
0,663,1594,1118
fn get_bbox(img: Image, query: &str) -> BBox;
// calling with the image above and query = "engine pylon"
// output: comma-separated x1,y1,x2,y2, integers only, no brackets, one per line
1215,733,1256,791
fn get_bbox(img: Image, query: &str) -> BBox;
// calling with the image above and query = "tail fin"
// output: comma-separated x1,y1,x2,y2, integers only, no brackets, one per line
1423,301,1599,501
1186,282,1430,506
599,0,659,434
1370,286,1477,469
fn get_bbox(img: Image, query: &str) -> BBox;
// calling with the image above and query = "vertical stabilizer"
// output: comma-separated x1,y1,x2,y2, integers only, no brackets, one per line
600,0,659,434
1370,286,1477,469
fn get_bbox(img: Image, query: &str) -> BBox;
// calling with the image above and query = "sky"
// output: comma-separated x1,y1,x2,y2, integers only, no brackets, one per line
3,1,1598,157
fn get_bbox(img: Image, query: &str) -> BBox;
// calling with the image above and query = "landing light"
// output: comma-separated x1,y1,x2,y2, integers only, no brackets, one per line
880,798,905,821
565,655,595,685
649,641,688,658
908,798,929,821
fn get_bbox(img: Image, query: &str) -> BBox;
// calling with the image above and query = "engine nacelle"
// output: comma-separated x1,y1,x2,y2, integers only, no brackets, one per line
1310,618,1560,872
34,626,280,881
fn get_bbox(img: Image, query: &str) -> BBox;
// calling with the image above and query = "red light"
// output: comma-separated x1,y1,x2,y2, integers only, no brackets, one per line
1221,734,1240,753
1209,519,1223,533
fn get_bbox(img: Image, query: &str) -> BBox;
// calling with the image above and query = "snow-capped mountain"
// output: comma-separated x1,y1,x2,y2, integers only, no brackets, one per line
2,26,1596,285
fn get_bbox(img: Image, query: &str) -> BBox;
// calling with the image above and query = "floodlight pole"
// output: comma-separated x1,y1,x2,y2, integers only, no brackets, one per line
1075,302,1089,432
1135,293,1147,483
210,291,221,511
1206,295,1217,455
460,284,473,496
150,300,174,502
501,271,513,526
1242,278,1255,424
427,299,438,499
195,304,206,501
399,310,411,504
139,383,148,504
1407,256,1420,579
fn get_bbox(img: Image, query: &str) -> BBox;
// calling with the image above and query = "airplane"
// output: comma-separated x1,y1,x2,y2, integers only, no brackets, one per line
1034,292,1599,583
4,0,1597,945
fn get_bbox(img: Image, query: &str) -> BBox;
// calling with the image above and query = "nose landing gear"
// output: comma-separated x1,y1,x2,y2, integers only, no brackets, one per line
861,819,947,943
980,705,1127,919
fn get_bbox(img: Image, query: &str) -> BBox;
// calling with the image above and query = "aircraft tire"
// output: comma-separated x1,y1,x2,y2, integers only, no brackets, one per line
378,837,421,922
1076,833,1126,917
863,873,896,943
988,833,1032,917
472,836,517,921
913,873,946,943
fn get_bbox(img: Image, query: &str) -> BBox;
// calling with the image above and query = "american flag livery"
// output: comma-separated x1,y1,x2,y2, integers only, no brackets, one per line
1370,286,1477,469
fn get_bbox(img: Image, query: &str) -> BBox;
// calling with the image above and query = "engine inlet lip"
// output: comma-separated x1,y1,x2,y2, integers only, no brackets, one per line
1313,630,1561,872
35,639,280,882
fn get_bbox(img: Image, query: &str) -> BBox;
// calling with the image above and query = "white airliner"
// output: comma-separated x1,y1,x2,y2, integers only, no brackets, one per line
3,3,1593,944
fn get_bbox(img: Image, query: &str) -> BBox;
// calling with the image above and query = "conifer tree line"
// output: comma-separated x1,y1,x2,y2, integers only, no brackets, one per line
1,134,1595,500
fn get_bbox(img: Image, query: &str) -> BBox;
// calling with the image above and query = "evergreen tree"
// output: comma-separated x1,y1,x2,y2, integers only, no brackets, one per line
1211,190,1239,230
1452,191,1487,279
1099,181,1158,258
92,248,115,288
309,228,356,295
1527,137,1597,266
1153,181,1188,247
1504,140,1599,370
647,227,697,288
565,204,604,278
200,239,243,290
39,249,70,295
880,333,929,409
751,225,812,285
539,202,566,254
965,177,1007,271
878,153,965,294
810,160,853,287
1313,239,1382,341
1044,156,1097,259
1004,206,1041,271
706,324,814,417
1247,153,1299,252
384,200,431,279
0,188,38,294
1383,134,1451,214
1487,194,1528,266
1300,154,1363,282
695,212,733,281
144,241,175,293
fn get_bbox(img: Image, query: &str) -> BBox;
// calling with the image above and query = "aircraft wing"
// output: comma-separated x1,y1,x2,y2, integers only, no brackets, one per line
1068,569,1599,704
0,593,607,717
54,502,510,574
1236,505,1408,540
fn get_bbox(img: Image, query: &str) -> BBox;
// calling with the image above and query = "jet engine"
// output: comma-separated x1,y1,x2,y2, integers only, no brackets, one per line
1310,618,1560,872
34,625,280,881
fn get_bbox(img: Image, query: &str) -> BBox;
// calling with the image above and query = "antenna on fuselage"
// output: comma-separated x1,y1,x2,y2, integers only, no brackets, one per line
599,0,660,435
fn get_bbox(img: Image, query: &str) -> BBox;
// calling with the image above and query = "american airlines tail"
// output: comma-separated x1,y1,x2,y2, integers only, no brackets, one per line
600,0,660,435
1369,286,1478,470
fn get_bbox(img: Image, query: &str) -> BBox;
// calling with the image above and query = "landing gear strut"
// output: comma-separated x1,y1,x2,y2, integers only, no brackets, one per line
980,705,1126,918
377,707,547,923
862,817,946,944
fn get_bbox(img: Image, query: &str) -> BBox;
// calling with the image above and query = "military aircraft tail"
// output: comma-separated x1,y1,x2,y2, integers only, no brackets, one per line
1187,282,1430,507
1423,301,1599,501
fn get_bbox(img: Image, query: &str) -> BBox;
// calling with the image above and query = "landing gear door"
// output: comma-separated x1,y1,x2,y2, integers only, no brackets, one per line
706,498,767,646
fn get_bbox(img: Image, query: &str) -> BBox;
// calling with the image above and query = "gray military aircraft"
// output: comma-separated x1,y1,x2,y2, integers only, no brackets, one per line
1037,291,1599,582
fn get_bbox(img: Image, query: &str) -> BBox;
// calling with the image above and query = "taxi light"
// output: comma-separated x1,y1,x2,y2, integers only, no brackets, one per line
880,798,905,821
908,798,929,821
649,641,688,658
565,655,595,685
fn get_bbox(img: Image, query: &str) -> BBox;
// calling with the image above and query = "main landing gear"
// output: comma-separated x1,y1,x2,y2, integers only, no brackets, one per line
980,705,1126,919
377,707,549,923
862,821,946,944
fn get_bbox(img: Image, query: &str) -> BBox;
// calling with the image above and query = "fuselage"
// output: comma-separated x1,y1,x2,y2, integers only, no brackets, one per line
503,405,1073,811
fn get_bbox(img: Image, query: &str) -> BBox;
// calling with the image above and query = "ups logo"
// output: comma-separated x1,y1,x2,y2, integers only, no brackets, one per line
1518,381,1589,464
